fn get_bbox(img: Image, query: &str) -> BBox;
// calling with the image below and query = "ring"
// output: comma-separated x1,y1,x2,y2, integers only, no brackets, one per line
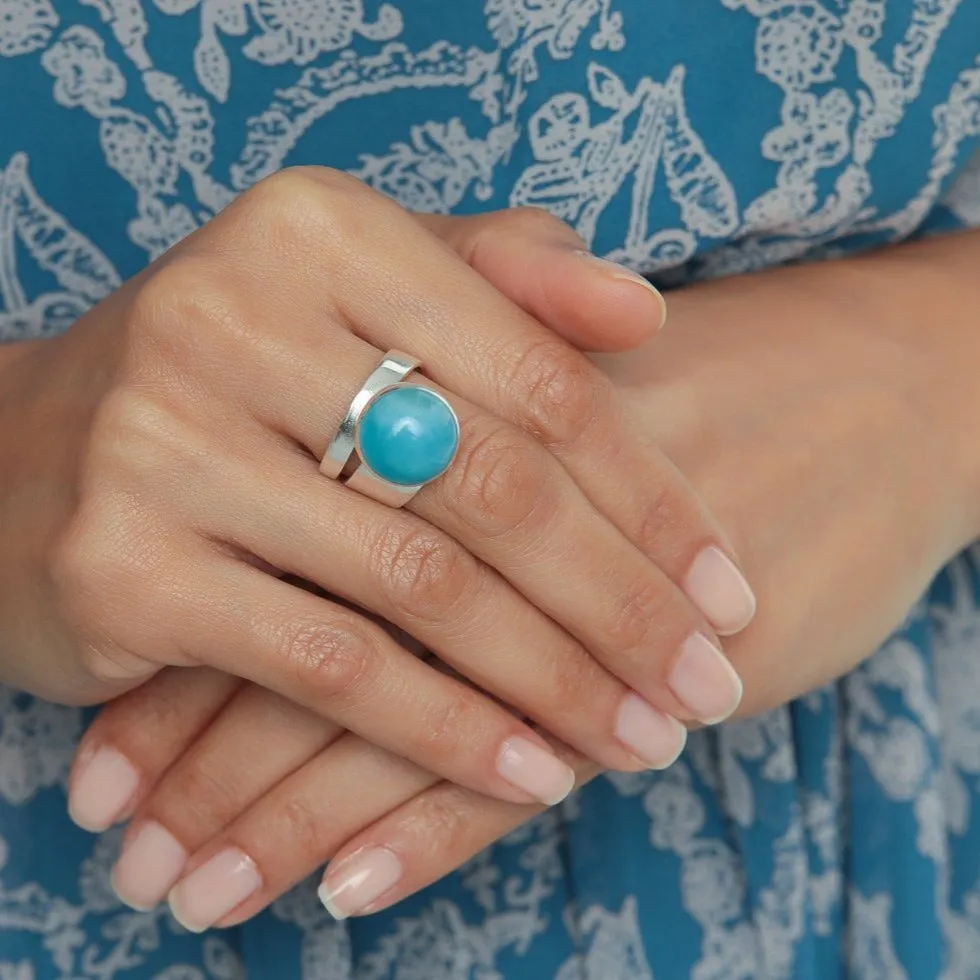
320,350,461,508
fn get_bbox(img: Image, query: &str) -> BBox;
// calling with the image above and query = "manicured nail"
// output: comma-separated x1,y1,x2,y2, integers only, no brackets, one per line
615,694,687,769
318,847,403,921
69,746,140,832
496,736,575,805
111,821,188,911
575,251,668,328
685,546,757,635
668,633,743,725
168,847,261,933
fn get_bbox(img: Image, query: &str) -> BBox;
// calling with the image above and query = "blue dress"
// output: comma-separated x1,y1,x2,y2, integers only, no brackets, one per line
2,1,980,977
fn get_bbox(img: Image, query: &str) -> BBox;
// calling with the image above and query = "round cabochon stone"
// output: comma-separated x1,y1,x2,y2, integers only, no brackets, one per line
358,385,460,486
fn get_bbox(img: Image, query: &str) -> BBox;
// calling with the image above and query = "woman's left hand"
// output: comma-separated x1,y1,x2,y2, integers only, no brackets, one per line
70,229,980,927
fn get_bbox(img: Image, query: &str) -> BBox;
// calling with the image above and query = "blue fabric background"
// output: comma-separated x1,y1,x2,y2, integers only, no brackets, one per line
1,1,980,976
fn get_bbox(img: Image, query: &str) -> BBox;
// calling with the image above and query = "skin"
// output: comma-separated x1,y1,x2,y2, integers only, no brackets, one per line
0,169,758,808
71,225,980,926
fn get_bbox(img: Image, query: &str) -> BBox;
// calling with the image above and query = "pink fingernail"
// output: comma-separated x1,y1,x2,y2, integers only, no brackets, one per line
668,633,743,725
168,847,261,933
685,547,757,635
615,694,687,769
496,736,575,805
111,821,188,911
69,746,140,832
318,847,403,920
575,252,668,328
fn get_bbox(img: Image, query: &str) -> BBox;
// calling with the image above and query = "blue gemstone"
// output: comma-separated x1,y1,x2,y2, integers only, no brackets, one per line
358,385,460,486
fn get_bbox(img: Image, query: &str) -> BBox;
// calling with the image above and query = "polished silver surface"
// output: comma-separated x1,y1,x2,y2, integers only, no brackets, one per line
344,463,424,507
319,351,419,481
320,350,450,509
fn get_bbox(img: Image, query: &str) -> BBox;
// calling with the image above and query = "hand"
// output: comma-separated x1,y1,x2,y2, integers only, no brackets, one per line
610,235,980,716
72,231,980,926
72,665,571,928
6,169,756,814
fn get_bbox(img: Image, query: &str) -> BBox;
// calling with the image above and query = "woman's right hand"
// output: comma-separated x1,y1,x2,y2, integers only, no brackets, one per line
1,169,753,813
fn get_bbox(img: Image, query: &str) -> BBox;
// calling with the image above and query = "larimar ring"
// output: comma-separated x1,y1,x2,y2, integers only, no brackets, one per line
320,351,461,508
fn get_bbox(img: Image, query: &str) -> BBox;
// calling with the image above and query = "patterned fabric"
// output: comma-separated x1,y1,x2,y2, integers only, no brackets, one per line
1,1,980,977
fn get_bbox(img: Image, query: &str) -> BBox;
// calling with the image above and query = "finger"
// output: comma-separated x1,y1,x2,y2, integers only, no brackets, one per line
194,170,755,639
164,734,601,931
68,667,241,832
120,258,691,774
165,732,439,932
211,428,689,770
162,172,744,727
175,556,577,807
240,331,739,730
416,209,667,352
318,755,604,920
169,244,733,736
109,683,340,911
286,169,755,638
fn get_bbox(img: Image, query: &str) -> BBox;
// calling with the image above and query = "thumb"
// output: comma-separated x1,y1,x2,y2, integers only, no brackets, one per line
416,209,667,353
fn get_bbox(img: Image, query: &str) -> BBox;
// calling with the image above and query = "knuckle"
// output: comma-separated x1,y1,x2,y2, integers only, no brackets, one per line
411,690,479,760
276,795,330,855
548,646,609,719
243,166,369,252
603,577,668,656
244,167,323,216
128,257,236,349
405,789,476,853
76,641,150,687
82,387,218,516
75,642,111,685
90,387,197,473
444,419,551,535
369,523,471,623
505,206,573,240
464,207,571,265
47,513,104,599
283,617,376,707
267,165,365,201
51,507,173,653
48,504,141,619
634,480,689,560
168,758,239,824
121,682,187,736
511,339,608,450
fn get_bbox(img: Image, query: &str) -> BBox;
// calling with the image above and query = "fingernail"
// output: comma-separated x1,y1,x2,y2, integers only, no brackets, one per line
575,251,668,328
615,694,687,769
168,847,261,933
69,746,140,832
111,821,188,911
668,633,743,725
318,847,403,920
496,736,575,805
685,546,757,635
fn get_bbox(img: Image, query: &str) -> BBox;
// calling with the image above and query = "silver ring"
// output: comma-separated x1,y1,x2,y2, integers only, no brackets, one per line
320,350,461,508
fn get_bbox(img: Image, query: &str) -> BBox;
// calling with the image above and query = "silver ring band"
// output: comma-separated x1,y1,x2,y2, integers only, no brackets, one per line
320,350,459,508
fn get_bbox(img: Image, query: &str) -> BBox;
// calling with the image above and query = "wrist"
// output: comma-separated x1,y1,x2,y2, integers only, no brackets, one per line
628,233,980,558
0,335,79,693
825,230,980,550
